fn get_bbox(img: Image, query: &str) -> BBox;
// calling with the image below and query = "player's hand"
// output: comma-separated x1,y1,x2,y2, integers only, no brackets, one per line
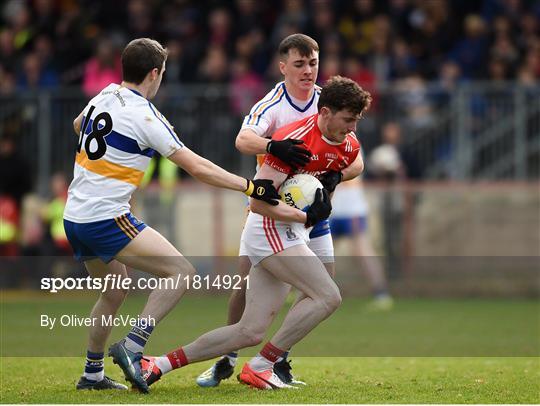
266,139,312,168
319,170,343,193
244,178,280,206
305,188,332,227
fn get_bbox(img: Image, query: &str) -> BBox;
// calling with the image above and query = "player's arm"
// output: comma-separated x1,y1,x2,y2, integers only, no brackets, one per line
342,152,364,181
249,164,331,227
319,150,364,193
167,147,280,204
235,128,312,168
73,110,84,135
249,164,306,223
235,128,268,155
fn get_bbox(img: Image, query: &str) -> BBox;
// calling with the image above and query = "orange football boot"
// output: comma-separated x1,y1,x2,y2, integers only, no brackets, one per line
237,363,296,390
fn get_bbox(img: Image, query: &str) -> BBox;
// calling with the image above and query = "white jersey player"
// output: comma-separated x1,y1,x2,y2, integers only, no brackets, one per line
64,38,280,394
330,179,393,309
64,83,183,224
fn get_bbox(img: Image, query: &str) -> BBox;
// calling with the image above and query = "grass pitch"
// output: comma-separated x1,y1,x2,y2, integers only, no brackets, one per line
1,293,539,403
1,357,538,403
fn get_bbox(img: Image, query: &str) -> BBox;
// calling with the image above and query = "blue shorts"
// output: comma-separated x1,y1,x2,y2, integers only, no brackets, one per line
309,219,331,239
64,213,146,263
329,216,367,238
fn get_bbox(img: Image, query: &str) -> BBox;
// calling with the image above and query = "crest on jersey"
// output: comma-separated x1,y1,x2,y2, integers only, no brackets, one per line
285,227,298,241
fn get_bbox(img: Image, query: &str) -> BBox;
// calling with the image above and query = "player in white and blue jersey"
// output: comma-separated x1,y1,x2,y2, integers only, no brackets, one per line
65,38,280,393
194,34,365,387
330,177,393,310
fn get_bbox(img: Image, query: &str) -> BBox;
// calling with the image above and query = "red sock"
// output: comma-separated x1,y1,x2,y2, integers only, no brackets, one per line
260,342,285,363
166,347,189,370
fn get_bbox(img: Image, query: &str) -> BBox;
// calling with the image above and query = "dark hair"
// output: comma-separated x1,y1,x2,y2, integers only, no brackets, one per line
318,76,372,116
121,38,168,84
278,33,319,58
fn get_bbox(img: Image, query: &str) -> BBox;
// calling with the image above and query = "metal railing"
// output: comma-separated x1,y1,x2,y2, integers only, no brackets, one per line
1,82,538,195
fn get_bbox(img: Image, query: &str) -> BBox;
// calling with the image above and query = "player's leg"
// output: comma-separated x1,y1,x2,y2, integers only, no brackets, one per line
261,244,341,351
196,255,253,387
142,263,291,386
76,258,129,390
185,264,290,361
350,217,393,310
295,233,336,305
273,233,335,385
85,259,129,354
115,226,195,322
227,255,251,325
237,244,340,389
108,226,196,392
290,261,335,307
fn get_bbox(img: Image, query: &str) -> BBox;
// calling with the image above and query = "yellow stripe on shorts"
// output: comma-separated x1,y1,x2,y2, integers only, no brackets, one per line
114,215,135,239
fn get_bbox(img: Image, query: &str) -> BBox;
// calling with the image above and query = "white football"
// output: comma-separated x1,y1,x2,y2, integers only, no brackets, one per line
279,174,323,211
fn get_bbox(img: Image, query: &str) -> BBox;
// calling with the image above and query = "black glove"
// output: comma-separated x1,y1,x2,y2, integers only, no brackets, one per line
244,178,280,206
266,139,312,168
319,170,343,193
305,188,332,227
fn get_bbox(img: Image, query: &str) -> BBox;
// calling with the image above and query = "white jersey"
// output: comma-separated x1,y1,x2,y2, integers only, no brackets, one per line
331,178,369,218
242,81,321,168
64,83,183,223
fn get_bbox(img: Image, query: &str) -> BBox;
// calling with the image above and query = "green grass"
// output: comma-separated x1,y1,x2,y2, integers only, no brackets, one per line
1,357,538,403
1,293,539,403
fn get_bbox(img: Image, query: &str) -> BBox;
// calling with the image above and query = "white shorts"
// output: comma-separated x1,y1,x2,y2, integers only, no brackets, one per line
239,212,334,266
308,232,334,263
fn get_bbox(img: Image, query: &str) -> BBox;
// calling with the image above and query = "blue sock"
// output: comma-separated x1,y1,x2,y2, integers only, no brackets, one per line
84,351,104,382
124,319,155,353
282,351,290,361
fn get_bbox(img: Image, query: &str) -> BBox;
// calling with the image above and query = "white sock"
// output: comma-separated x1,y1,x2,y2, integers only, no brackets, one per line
225,353,238,367
124,338,144,353
248,354,274,372
83,370,104,382
154,356,173,374
84,351,105,382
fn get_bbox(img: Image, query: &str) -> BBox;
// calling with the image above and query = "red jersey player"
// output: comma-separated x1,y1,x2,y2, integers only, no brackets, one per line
265,113,360,179
137,76,372,390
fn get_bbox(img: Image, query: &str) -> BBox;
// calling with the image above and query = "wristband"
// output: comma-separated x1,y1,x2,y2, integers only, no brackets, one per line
244,179,254,196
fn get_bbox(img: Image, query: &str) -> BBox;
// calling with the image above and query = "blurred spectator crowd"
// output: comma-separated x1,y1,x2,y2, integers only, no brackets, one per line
0,0,539,97
1,0,539,287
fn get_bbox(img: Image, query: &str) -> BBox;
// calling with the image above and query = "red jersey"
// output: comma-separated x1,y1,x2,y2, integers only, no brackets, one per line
264,114,360,177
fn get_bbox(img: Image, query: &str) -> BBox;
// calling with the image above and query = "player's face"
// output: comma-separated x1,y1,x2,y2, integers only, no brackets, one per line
148,61,166,99
324,108,361,142
280,49,319,94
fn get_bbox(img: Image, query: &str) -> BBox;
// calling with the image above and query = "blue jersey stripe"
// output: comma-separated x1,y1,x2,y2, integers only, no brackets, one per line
147,102,184,147
247,83,283,125
85,119,155,157
106,131,155,157
283,86,317,112
255,91,285,125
